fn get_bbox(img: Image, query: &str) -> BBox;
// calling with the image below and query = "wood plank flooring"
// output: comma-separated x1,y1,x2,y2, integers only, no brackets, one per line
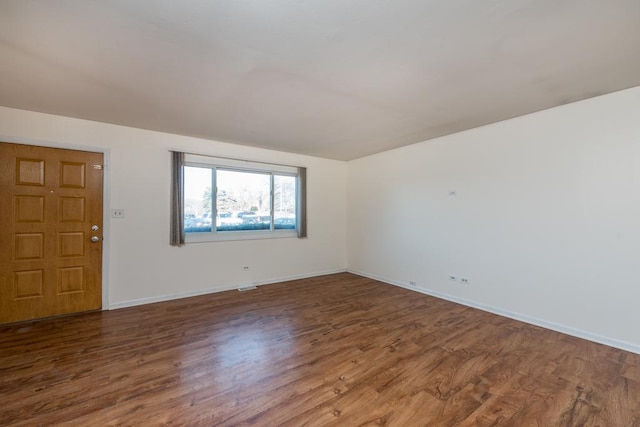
1,273,640,426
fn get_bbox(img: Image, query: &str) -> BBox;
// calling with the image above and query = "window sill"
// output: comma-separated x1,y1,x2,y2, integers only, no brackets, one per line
185,229,297,243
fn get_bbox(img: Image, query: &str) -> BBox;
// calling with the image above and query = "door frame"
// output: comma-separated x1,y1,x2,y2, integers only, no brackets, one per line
0,135,111,311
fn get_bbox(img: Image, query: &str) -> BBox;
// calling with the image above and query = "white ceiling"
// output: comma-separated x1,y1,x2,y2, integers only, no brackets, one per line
1,1,639,160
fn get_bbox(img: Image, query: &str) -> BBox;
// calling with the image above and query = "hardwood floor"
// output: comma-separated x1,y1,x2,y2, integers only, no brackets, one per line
1,273,639,426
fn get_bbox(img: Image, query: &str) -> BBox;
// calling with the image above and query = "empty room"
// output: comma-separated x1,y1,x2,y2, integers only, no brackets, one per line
1,1,640,425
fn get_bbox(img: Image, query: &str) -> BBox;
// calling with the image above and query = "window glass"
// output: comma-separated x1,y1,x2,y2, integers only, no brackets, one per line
184,166,212,233
216,169,271,232
274,175,296,230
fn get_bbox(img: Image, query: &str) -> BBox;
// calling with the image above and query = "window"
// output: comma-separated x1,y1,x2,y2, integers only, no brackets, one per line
180,154,304,242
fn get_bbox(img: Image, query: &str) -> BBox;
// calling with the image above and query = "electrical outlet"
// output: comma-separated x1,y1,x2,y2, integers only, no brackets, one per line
409,280,417,286
460,277,470,284
111,209,125,218
241,266,250,271
449,275,458,281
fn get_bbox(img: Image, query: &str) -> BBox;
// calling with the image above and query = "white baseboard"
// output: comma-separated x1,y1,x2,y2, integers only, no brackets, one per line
108,268,347,310
348,269,640,355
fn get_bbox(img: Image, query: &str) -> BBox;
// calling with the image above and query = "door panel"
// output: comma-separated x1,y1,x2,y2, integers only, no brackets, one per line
0,142,103,324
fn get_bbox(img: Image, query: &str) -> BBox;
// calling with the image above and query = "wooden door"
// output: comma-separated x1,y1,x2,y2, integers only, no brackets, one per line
0,142,103,324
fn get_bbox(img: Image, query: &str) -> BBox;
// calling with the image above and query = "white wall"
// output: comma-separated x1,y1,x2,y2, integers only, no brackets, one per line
348,86,640,352
3,86,640,353
0,107,348,308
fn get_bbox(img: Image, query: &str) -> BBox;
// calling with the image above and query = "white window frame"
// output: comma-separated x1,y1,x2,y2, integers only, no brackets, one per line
184,154,299,243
